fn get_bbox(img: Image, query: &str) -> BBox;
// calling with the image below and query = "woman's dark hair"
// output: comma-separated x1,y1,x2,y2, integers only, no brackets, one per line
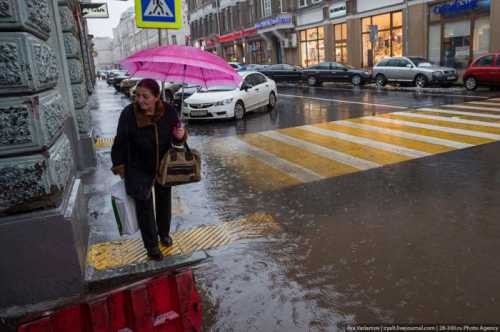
136,78,160,97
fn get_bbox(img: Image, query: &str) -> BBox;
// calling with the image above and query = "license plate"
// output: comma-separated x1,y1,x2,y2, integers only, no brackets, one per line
190,109,208,117
447,76,457,80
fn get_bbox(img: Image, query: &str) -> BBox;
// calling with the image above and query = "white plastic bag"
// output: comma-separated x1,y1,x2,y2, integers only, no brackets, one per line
111,180,139,235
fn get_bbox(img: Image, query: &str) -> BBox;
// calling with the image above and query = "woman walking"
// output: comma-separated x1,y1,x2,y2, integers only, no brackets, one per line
111,79,186,261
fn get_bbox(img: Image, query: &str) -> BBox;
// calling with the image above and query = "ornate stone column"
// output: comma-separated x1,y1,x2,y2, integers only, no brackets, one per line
59,0,96,171
0,0,89,308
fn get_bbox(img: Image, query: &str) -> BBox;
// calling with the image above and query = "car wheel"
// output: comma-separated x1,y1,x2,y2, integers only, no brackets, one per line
234,101,245,120
267,92,277,110
375,74,387,87
414,74,428,88
307,76,318,86
351,75,362,86
465,76,478,91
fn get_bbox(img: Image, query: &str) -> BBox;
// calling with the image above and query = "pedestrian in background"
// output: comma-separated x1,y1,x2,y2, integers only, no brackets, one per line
111,78,186,261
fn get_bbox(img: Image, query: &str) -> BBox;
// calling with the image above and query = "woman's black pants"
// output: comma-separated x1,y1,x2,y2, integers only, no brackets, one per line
134,182,171,252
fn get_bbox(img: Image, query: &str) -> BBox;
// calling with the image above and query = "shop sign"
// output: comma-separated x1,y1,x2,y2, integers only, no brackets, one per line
329,1,346,19
81,3,109,18
432,0,490,16
255,15,293,30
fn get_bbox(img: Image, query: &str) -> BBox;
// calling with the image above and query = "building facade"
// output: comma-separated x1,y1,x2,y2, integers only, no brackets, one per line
189,0,500,70
0,0,97,308
93,37,114,70
112,5,190,63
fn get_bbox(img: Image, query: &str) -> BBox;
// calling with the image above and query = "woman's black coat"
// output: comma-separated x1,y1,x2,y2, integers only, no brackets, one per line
111,102,180,200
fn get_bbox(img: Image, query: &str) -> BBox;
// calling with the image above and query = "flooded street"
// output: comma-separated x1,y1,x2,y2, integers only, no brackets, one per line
91,81,500,330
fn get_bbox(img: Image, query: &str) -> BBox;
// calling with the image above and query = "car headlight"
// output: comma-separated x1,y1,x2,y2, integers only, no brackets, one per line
214,98,233,106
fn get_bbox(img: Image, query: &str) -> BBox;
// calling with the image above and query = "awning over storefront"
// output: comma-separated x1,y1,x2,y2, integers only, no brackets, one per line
217,28,257,43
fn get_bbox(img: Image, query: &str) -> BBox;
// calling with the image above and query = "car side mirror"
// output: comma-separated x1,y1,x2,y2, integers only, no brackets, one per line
406,64,413,68
241,83,250,91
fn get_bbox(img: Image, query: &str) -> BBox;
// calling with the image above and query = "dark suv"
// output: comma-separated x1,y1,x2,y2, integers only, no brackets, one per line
302,62,371,86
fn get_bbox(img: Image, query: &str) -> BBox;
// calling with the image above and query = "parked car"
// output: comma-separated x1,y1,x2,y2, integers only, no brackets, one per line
462,53,500,91
106,70,127,85
245,64,269,71
173,84,202,111
257,64,303,83
120,77,143,96
302,62,371,86
112,74,130,92
228,62,245,71
182,71,277,120
373,56,458,88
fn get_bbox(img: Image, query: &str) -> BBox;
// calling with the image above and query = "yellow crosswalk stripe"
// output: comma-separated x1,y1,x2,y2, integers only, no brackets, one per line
418,108,500,122
349,117,494,145
240,133,359,178
382,113,500,135
314,121,452,154
280,126,411,165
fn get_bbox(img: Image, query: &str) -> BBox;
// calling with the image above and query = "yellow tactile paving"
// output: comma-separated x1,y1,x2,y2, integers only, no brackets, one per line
381,113,500,135
95,137,114,149
349,117,494,145
280,126,411,165
241,133,359,178
87,213,278,271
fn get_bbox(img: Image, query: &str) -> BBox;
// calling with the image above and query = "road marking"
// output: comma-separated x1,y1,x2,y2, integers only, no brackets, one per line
391,111,500,129
225,137,324,182
260,130,380,170
241,134,358,178
302,125,429,158
362,116,500,140
465,101,500,107
279,93,408,109
442,104,500,112
335,120,472,149
418,108,500,120
280,126,412,165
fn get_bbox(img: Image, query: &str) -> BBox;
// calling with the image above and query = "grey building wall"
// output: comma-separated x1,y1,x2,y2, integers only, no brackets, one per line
93,37,114,70
0,0,95,309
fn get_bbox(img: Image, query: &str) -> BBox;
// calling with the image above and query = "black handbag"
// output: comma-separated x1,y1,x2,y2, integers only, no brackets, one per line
157,142,201,186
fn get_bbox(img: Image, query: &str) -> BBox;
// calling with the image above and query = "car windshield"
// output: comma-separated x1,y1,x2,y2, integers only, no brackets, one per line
409,57,432,66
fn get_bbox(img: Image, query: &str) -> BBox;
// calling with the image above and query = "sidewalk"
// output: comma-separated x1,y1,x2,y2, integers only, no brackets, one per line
82,81,208,288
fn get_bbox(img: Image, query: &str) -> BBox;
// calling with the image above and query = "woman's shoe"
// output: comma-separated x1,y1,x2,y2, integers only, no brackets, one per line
147,248,163,261
160,235,173,247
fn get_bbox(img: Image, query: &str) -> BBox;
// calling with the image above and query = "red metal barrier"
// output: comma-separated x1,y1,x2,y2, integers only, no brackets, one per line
18,270,202,332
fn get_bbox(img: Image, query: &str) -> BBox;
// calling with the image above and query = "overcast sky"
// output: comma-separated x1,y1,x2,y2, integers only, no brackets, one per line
87,0,133,38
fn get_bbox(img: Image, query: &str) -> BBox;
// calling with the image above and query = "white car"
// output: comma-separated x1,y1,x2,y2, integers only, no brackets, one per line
182,71,278,120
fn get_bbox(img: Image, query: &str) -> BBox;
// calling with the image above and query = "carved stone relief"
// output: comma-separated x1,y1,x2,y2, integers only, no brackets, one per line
71,83,88,109
63,33,81,59
0,34,58,95
58,6,76,34
0,134,73,214
67,59,83,84
0,92,69,156
75,106,90,134
0,0,11,18
0,0,50,40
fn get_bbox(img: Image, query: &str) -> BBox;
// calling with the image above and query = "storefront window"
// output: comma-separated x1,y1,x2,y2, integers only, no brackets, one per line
249,40,265,64
361,11,403,68
443,20,470,69
334,23,348,64
428,24,441,64
473,17,490,57
300,27,325,67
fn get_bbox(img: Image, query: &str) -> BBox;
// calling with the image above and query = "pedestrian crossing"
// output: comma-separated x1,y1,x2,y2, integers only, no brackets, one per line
216,98,500,191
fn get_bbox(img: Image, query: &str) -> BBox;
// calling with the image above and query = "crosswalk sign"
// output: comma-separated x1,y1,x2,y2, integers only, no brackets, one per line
135,0,182,29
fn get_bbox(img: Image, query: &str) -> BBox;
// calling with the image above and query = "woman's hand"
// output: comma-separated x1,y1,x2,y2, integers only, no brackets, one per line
173,127,186,140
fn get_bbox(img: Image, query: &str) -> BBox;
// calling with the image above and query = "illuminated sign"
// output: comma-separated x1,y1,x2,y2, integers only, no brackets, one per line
255,15,293,30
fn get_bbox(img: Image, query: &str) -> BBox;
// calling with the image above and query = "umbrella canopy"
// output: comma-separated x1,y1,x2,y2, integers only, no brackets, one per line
121,45,241,88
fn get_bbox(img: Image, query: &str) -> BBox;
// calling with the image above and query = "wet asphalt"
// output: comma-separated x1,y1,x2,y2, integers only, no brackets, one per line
90,81,500,329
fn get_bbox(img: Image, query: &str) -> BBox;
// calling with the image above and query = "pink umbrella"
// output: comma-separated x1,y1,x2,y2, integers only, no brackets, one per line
120,45,241,88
